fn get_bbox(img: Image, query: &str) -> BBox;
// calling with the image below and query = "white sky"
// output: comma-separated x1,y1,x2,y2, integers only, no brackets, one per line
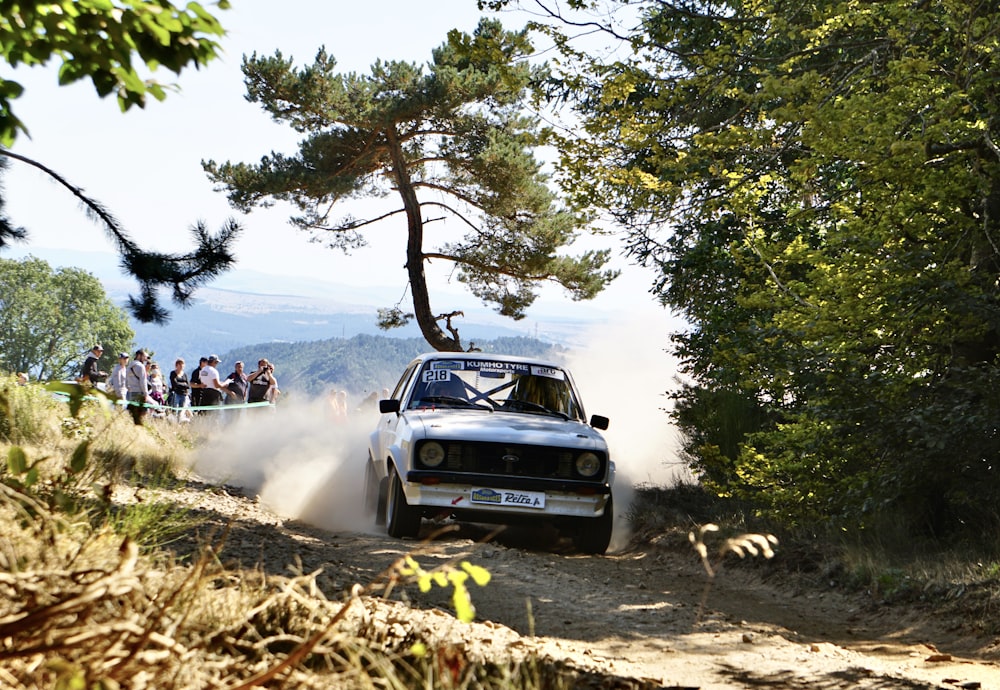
2,0,676,325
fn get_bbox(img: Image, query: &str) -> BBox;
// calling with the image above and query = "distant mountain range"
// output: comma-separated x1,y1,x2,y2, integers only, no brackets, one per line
4,247,605,363
221,333,565,398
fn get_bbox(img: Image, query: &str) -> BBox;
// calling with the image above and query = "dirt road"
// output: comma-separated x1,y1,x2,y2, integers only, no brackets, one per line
164,480,1000,690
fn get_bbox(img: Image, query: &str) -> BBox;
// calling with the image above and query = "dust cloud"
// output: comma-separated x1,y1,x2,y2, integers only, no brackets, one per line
189,397,381,534
563,317,691,550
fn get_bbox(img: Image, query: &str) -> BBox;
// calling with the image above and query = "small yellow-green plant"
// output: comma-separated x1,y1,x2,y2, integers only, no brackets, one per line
398,555,492,625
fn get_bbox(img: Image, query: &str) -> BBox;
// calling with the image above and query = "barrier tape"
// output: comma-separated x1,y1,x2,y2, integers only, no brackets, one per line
52,390,273,412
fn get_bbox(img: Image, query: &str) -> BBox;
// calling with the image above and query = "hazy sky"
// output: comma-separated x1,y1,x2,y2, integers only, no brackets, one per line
2,0,673,323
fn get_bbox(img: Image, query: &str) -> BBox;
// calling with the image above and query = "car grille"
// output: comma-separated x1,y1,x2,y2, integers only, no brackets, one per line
418,441,603,480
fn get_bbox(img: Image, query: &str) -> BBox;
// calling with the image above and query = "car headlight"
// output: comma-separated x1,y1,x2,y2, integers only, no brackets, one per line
419,441,446,468
575,452,601,477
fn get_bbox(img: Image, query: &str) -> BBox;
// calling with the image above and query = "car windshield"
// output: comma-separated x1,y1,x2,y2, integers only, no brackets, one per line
407,358,584,421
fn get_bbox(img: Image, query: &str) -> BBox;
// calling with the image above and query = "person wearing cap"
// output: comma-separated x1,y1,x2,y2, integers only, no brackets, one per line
108,352,130,402
125,349,152,425
79,344,107,386
200,355,226,410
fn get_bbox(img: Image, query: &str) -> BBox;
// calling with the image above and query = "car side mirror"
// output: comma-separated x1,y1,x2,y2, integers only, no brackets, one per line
590,414,609,430
379,399,400,414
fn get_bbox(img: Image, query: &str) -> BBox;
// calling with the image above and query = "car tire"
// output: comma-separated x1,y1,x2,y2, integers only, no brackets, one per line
375,476,388,527
363,457,378,515
573,494,613,555
386,465,421,539
364,457,387,525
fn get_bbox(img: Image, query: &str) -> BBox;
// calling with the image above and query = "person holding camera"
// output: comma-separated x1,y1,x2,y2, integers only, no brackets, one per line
247,359,276,404
79,344,108,386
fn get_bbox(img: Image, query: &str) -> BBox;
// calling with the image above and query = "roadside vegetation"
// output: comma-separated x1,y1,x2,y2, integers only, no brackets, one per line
626,482,1000,639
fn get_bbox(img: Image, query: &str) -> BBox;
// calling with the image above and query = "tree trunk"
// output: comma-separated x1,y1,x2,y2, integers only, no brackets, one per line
385,128,462,352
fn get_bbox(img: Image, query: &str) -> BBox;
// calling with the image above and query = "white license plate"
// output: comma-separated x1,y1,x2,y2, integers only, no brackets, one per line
470,487,546,509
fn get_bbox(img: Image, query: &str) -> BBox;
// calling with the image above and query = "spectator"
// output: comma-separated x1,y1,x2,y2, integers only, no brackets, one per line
148,362,166,406
108,352,129,401
200,354,226,411
79,344,107,386
225,361,248,406
168,358,191,422
125,349,151,425
247,358,276,404
329,388,347,419
266,365,280,404
361,390,379,413
189,356,208,410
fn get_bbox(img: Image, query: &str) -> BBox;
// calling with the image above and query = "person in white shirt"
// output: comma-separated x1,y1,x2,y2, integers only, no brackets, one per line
201,355,228,408
125,349,151,425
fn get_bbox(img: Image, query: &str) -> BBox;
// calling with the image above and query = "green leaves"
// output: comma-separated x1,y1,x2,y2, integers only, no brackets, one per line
544,0,1000,535
0,0,229,145
7,446,39,490
399,556,492,623
207,18,614,351
0,257,134,381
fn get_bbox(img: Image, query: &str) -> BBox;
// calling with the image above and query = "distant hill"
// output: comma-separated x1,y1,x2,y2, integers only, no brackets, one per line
3,248,602,363
219,333,565,400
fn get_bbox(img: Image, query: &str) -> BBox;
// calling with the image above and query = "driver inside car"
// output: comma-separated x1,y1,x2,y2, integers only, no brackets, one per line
419,375,469,402
506,375,572,416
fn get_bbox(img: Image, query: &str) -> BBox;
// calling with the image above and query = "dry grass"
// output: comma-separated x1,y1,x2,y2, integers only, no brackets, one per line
0,379,659,690
0,482,645,690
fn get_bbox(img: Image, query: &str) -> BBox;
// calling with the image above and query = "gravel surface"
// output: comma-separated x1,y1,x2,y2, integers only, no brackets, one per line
152,474,1000,690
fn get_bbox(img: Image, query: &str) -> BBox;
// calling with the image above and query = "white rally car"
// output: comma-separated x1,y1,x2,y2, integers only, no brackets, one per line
365,352,615,554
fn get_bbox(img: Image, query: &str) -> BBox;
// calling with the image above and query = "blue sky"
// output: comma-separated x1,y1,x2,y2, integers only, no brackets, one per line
2,0,674,325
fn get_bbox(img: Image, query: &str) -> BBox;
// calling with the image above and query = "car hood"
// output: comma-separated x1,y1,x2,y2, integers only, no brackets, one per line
408,409,608,451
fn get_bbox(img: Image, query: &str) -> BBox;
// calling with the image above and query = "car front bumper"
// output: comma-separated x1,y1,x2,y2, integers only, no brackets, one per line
400,478,610,519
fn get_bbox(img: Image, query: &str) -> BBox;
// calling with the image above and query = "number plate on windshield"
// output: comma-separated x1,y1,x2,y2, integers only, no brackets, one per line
470,488,546,509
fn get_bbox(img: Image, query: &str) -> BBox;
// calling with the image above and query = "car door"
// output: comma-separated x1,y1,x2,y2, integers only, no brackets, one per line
373,360,421,473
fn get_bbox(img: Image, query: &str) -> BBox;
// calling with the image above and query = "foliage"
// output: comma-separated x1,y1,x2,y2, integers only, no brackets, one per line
0,373,63,445
532,0,1000,537
1,150,243,324
220,333,564,398
398,555,492,624
0,0,230,147
0,256,134,381
0,2,241,324
204,18,617,352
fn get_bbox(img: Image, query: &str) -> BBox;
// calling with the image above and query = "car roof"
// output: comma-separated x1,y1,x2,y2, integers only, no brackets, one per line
412,352,565,370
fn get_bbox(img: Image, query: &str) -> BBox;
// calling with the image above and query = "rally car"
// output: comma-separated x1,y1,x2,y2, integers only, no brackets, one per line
365,352,614,553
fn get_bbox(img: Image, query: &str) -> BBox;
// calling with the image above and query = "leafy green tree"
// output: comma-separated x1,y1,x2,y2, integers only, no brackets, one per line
203,18,617,352
0,0,230,146
0,0,240,323
528,0,1000,536
0,256,134,381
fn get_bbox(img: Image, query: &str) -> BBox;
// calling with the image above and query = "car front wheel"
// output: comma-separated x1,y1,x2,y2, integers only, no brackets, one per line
364,457,387,526
386,465,421,539
572,494,613,555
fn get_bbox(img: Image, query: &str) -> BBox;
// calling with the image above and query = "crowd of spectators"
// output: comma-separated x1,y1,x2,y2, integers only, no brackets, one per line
80,345,280,425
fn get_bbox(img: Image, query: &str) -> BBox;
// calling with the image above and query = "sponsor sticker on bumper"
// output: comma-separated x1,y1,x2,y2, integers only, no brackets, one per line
470,488,546,509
